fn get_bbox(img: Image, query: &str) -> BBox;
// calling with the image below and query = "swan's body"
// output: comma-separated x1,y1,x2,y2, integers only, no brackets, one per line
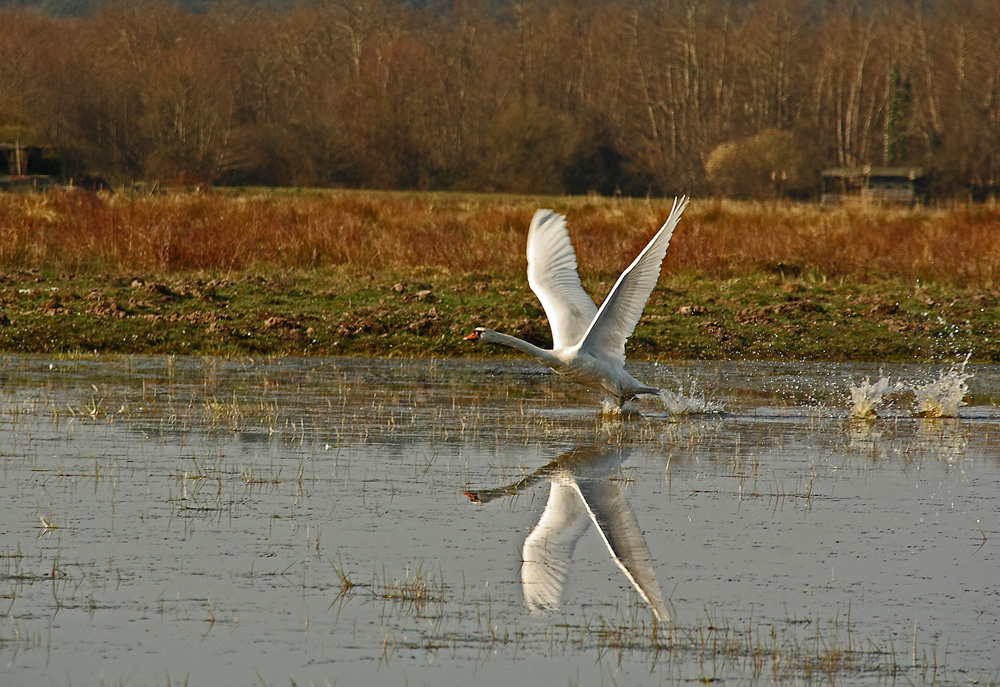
465,196,689,406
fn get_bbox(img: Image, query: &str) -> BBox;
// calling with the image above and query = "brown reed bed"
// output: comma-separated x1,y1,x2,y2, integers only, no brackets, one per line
0,190,997,286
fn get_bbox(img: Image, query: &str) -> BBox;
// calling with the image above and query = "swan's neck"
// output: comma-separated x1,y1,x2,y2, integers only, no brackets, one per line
465,462,557,503
483,330,560,367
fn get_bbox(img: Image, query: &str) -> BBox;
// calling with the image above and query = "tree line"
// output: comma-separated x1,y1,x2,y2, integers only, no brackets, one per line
1,0,997,199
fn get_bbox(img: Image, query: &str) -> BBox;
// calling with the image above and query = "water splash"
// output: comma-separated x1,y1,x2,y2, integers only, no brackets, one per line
601,397,623,415
849,375,902,420
658,385,724,415
913,355,972,418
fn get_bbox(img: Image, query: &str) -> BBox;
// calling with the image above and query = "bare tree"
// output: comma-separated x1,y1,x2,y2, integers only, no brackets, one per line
0,0,996,197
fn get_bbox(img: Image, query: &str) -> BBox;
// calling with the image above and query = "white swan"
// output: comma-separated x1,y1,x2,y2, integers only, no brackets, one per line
465,196,689,407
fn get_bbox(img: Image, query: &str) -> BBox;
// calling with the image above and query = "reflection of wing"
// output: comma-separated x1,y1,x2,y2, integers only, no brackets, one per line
575,474,670,622
521,473,591,614
467,445,669,622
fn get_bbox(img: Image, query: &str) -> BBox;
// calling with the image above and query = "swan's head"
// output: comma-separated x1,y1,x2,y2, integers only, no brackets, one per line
464,327,487,341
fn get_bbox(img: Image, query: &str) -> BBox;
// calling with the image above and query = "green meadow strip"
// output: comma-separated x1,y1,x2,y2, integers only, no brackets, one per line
0,191,997,362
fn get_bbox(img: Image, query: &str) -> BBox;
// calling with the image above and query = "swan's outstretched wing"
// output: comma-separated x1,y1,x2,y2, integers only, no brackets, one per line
521,474,591,614
574,474,670,622
527,210,599,350
578,196,689,364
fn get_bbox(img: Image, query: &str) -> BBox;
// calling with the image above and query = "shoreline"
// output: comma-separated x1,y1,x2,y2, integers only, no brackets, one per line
1,268,995,363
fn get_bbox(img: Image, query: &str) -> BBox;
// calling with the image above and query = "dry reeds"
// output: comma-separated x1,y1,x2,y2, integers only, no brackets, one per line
0,191,996,285
670,198,1000,285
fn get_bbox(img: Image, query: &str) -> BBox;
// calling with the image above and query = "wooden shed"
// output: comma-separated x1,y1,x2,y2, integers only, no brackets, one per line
0,142,59,191
821,166,923,205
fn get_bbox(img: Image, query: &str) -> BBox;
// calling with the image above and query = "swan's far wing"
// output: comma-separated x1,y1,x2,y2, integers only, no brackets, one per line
527,210,599,350
521,475,591,614
579,197,689,364
574,476,670,622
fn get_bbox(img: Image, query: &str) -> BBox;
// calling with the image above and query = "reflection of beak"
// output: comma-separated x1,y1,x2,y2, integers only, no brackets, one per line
464,332,481,341
462,491,481,503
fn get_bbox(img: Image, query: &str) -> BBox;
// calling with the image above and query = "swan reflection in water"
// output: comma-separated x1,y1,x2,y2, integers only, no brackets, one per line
464,446,670,622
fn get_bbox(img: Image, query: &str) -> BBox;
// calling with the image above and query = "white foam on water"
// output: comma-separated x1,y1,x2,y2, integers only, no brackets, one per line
913,354,972,418
657,384,724,415
848,375,902,419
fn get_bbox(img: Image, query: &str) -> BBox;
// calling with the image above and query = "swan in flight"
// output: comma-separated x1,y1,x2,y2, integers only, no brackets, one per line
464,446,670,622
465,196,689,407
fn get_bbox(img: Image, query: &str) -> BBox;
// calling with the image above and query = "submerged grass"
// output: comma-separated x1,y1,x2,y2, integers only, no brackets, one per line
345,565,948,687
2,356,996,686
0,190,998,361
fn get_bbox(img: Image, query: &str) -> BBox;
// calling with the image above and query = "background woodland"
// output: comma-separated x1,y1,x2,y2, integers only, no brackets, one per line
1,0,998,198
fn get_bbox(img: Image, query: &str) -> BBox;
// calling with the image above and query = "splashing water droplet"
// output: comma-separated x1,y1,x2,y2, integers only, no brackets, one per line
658,384,724,415
913,354,972,418
849,375,902,419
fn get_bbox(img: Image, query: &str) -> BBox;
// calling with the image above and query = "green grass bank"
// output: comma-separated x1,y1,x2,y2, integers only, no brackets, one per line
1,267,995,362
0,190,997,362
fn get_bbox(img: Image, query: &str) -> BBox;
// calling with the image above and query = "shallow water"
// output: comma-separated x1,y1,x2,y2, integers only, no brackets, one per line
0,355,998,686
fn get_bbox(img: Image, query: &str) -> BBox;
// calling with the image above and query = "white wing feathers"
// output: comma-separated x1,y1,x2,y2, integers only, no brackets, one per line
521,475,591,614
574,474,671,622
579,196,689,363
526,210,599,350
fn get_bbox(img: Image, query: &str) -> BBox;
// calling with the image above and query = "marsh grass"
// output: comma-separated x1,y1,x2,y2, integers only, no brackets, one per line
327,560,446,619
364,580,926,686
0,190,998,360
0,190,998,284
323,552,914,685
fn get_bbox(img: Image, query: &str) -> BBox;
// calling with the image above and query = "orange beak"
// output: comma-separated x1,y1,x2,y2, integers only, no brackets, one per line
464,331,481,341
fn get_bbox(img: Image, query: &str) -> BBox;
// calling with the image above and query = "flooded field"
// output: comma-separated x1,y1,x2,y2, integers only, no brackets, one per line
1,355,997,686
